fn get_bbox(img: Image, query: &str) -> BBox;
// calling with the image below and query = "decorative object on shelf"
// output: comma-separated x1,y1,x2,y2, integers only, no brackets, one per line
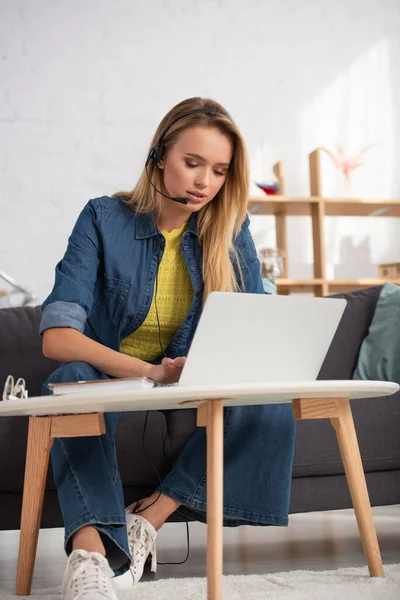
0,270,36,307
319,143,376,197
252,142,280,196
255,182,280,196
258,248,285,278
378,263,400,279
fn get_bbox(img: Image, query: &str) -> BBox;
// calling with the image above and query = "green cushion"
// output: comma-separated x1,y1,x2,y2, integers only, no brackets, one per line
354,283,400,383
262,277,277,294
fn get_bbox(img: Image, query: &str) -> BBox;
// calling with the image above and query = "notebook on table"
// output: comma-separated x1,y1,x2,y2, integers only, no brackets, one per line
47,377,154,395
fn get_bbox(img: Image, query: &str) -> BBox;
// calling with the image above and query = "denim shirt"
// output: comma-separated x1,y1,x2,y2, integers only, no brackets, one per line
40,196,265,362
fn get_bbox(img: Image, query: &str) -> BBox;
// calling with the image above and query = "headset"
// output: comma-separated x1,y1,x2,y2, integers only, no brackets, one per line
135,241,192,568
136,107,234,568
144,107,234,205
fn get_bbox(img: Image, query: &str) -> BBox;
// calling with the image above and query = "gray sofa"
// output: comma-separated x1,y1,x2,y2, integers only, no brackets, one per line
0,286,399,532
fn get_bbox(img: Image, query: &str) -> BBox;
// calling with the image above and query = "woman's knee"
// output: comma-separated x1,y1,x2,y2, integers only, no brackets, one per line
42,361,107,395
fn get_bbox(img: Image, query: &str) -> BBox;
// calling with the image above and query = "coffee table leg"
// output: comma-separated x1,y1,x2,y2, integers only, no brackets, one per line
16,417,53,596
198,400,224,599
330,399,384,577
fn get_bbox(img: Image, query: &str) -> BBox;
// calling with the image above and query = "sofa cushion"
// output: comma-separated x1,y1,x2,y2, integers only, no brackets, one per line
0,305,58,397
354,283,400,383
318,286,382,380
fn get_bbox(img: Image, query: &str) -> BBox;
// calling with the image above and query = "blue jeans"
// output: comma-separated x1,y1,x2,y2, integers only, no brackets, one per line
42,361,296,575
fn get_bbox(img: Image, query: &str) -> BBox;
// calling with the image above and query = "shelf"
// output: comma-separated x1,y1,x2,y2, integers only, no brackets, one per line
248,196,400,217
323,199,400,217
253,150,400,296
248,196,318,216
276,279,325,293
276,279,324,286
327,279,400,289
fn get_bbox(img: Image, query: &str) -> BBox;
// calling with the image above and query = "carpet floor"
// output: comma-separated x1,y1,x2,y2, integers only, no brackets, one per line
1,563,399,599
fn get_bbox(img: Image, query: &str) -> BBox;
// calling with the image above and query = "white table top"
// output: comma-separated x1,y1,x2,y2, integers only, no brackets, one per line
0,380,398,417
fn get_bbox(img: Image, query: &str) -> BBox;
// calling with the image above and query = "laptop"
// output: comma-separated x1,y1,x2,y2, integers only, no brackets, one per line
178,292,346,387
36,292,346,398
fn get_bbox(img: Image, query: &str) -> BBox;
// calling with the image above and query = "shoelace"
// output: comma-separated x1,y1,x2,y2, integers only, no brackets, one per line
128,518,157,573
69,553,114,595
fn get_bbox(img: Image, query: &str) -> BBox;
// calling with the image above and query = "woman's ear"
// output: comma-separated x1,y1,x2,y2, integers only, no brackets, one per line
157,156,165,169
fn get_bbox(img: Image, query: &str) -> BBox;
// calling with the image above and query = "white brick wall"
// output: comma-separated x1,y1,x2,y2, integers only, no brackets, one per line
1,0,400,301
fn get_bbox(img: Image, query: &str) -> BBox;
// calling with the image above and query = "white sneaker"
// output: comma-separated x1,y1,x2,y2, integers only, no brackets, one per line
61,549,118,600
111,567,134,592
126,510,157,584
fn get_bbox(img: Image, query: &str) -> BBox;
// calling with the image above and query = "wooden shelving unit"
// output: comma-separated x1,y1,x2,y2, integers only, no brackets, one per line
248,148,400,296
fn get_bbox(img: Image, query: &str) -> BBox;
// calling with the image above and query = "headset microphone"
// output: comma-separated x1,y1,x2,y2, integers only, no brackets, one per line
145,164,188,205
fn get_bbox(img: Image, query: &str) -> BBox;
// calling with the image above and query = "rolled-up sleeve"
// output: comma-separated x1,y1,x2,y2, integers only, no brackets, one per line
39,199,102,335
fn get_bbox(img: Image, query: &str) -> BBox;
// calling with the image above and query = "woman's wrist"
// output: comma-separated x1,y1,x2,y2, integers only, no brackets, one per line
104,352,153,380
138,359,154,380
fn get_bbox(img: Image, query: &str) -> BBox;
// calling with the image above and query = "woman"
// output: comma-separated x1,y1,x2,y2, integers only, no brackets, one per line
40,97,296,599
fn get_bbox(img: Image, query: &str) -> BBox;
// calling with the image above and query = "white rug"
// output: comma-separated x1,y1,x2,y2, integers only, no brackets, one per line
2,564,399,599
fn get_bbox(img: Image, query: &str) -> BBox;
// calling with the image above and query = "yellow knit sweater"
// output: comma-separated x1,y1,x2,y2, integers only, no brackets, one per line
120,223,193,362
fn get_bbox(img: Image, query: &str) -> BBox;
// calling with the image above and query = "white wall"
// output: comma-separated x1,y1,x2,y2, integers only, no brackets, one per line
1,0,400,302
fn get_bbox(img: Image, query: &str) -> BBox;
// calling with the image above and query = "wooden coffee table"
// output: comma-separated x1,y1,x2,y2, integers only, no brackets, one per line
0,379,398,599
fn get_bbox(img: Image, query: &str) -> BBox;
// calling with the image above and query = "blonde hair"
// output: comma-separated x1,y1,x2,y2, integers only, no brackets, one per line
114,97,250,300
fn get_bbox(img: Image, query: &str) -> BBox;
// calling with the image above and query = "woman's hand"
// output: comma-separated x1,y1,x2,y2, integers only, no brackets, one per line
147,357,186,384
